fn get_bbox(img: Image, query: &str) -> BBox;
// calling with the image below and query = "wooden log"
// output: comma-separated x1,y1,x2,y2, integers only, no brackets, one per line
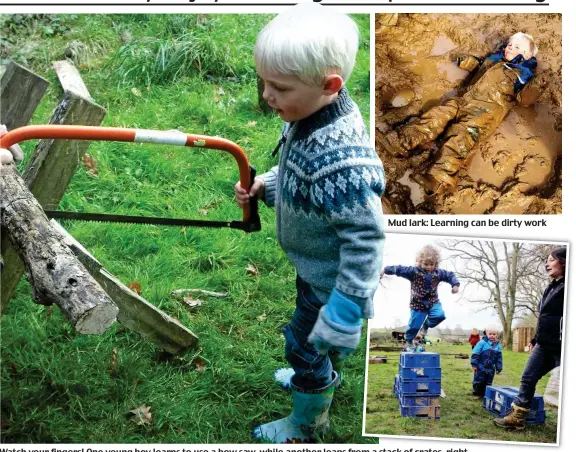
50,220,199,354
1,91,106,311
1,62,50,312
0,164,118,333
0,61,50,130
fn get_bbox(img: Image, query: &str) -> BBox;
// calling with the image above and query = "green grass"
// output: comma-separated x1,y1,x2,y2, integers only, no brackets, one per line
364,342,558,444
0,13,374,444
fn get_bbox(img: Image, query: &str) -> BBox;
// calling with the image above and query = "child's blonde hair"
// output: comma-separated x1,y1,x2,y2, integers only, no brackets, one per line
254,3,359,86
472,328,479,335
509,32,538,58
416,245,441,268
485,324,500,335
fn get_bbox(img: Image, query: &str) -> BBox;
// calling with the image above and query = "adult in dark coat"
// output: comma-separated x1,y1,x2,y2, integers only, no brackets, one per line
494,246,566,430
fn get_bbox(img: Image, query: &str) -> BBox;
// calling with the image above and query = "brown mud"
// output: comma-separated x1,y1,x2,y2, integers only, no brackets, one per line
375,13,562,214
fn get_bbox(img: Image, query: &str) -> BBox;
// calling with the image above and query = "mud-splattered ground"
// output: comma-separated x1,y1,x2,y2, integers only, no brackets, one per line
375,13,562,214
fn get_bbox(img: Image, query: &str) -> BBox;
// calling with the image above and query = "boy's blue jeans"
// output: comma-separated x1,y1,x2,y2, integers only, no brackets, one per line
405,302,446,342
513,344,561,408
283,276,334,390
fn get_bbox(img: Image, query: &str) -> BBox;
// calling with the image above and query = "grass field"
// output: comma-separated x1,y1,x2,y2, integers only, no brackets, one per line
0,13,374,444
364,341,559,444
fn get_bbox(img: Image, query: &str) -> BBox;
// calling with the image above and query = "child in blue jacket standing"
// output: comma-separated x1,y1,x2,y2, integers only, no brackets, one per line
471,325,503,398
383,245,460,351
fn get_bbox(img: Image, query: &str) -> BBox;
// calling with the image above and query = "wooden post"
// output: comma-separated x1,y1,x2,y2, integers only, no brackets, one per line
52,60,92,101
0,61,50,130
1,91,106,311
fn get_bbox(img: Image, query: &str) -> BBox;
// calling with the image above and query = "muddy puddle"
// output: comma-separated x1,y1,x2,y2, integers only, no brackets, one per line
375,13,562,214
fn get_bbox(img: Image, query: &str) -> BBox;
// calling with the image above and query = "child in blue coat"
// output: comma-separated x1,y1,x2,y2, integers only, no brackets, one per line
383,245,460,351
471,325,503,398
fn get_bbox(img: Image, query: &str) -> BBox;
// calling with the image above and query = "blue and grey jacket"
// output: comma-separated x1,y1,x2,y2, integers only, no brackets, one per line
260,87,386,318
471,336,503,374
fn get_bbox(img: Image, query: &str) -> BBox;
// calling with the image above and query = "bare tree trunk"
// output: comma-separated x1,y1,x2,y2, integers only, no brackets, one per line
1,163,118,334
440,239,549,351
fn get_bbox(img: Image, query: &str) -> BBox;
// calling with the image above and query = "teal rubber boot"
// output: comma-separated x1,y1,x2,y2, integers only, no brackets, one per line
275,353,344,391
253,372,337,443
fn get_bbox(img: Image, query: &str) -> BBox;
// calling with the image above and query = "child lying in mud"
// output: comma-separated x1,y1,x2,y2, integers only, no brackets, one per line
380,32,547,195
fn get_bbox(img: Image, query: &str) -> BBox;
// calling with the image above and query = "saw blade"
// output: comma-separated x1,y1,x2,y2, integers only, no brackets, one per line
44,210,245,230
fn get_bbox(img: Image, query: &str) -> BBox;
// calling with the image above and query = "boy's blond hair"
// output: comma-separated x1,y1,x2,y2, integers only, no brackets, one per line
254,3,359,86
485,324,500,334
416,245,441,268
509,32,538,58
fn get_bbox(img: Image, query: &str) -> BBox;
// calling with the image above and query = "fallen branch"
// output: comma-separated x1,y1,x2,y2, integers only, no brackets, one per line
171,289,228,298
1,163,118,334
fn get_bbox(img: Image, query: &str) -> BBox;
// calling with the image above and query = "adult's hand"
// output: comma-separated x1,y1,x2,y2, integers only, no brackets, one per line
0,124,24,164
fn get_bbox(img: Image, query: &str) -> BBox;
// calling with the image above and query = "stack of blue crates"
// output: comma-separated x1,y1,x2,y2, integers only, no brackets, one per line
394,352,441,419
483,386,546,424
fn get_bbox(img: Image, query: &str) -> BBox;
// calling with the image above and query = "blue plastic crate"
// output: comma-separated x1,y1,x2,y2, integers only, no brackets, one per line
400,352,440,368
400,404,440,419
483,398,545,424
398,365,442,381
397,377,441,395
485,386,544,411
399,394,440,407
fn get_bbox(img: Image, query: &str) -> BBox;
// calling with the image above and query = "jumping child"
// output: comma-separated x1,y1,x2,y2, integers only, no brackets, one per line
383,245,460,351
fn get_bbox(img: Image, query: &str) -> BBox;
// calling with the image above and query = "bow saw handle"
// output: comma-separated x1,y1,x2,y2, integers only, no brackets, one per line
0,125,261,233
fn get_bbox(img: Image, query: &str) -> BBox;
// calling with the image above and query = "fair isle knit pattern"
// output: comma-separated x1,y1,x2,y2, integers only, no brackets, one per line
260,87,385,318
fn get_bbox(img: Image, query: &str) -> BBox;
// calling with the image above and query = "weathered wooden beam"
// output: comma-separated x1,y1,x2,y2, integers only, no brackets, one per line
1,164,118,333
52,60,92,100
1,91,106,311
50,220,199,354
0,61,50,130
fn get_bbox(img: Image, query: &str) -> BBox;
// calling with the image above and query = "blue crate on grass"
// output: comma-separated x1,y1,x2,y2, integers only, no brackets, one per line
399,394,441,407
483,398,546,424
485,386,544,411
397,377,441,396
398,365,442,380
400,352,440,368
400,404,441,419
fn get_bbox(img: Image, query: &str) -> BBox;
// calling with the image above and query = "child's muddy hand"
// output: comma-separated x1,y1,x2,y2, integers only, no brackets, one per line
235,177,264,207
452,285,460,294
472,367,477,372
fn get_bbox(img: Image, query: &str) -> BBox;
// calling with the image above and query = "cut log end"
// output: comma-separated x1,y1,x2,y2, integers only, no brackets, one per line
75,302,119,334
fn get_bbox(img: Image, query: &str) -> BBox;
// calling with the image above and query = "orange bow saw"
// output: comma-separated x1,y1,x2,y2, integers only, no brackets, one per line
1,125,261,233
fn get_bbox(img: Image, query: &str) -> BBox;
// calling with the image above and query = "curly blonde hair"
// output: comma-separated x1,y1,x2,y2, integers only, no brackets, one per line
416,245,441,268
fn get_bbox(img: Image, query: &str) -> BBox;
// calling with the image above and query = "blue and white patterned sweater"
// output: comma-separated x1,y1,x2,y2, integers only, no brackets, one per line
260,87,385,318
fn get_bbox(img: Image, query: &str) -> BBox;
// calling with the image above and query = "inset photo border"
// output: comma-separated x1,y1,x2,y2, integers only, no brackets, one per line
363,233,567,445
374,13,562,215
